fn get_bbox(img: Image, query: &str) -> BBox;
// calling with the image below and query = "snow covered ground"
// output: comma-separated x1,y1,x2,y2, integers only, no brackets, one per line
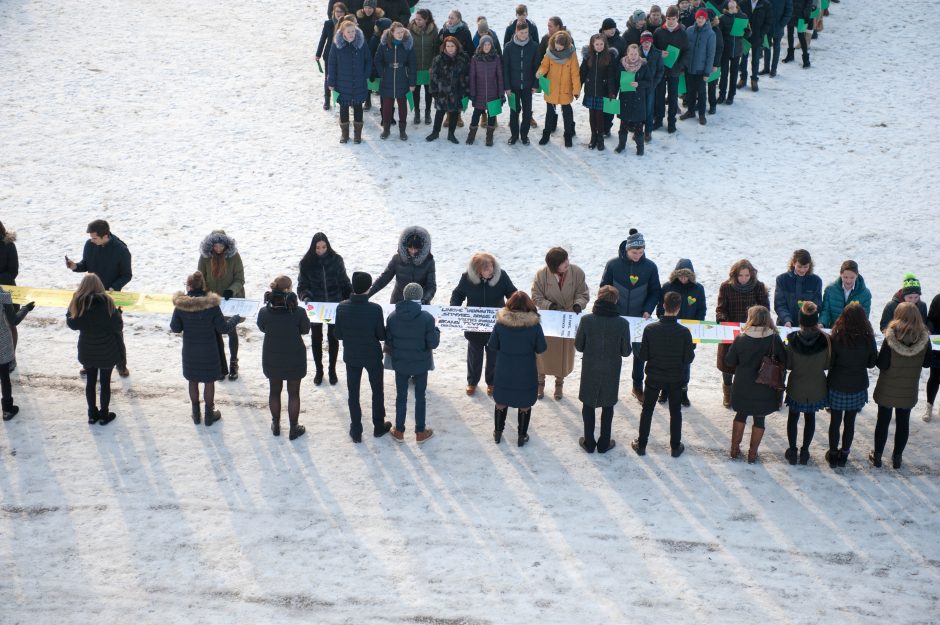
2,0,940,623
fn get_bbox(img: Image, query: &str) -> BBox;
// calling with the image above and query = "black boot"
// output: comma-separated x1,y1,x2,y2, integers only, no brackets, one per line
799,446,810,465
825,449,838,468
2,398,18,421
399,118,408,141
614,132,628,153
98,410,116,425
271,416,280,436
868,450,882,468
708,104,717,115
538,129,551,145
380,120,390,140
312,341,324,385
725,94,734,105
563,133,573,148
426,111,444,141
191,403,201,425
517,408,531,447
228,357,238,381
494,406,508,443
328,338,339,385
363,94,372,110
413,109,421,124
204,406,222,426
891,453,902,469
802,53,811,68
88,406,99,424
425,109,432,124
785,447,798,465
446,113,459,144
323,93,331,111
782,48,795,63
466,125,478,145
596,132,605,151
634,131,644,156
588,132,598,149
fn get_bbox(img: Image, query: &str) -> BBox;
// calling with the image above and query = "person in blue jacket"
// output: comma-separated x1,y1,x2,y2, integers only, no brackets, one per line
373,21,416,140
328,21,372,144
679,9,715,125
600,228,661,401
774,249,822,327
819,260,872,328
656,258,706,407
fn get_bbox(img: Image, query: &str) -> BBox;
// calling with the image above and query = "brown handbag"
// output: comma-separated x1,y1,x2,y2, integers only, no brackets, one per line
755,335,786,391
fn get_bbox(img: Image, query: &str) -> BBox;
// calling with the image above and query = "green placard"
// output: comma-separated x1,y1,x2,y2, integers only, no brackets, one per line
461,96,469,111
821,0,830,9
602,97,620,115
731,18,748,37
416,69,430,85
367,78,380,92
410,5,416,14
663,45,680,68
707,67,721,83
317,59,323,73
406,90,415,110
620,71,636,92
332,89,340,103
508,91,517,111
538,75,550,95
742,38,751,55
486,98,502,117
762,34,770,49
678,73,686,96
810,5,821,18
797,19,807,33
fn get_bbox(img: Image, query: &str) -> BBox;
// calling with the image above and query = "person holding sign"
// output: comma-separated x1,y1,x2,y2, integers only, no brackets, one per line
819,260,871,328
784,0,813,68
373,21,416,141
679,9,716,125
426,36,469,143
328,22,372,144
579,34,618,151
409,9,439,125
197,230,245,380
615,44,655,155
717,1,749,105
774,248,822,328
467,35,503,146
368,226,437,305
536,30,581,147
652,6,689,134
502,20,539,145
737,0,773,92
317,2,349,111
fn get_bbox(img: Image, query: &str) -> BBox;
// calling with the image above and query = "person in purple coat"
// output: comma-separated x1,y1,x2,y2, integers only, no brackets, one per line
467,35,504,146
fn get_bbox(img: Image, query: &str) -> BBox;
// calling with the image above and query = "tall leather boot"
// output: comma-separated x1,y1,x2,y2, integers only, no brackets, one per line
730,420,745,459
596,132,605,151
802,52,811,68
634,130,644,156
312,340,324,385
783,48,795,63
446,112,459,144
399,117,408,140
722,383,732,408
614,131,628,153
323,92,331,110
465,125,478,145
426,111,444,141
747,426,765,464
340,122,350,144
380,119,391,139
328,336,339,385
353,122,363,144
228,357,239,381
494,406,508,443
518,408,531,447
485,126,494,146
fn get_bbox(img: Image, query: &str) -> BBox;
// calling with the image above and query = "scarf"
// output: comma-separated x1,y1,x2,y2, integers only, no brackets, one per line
511,34,530,47
474,49,498,61
547,46,575,62
621,55,646,72
730,279,756,294
592,299,620,317
443,21,466,34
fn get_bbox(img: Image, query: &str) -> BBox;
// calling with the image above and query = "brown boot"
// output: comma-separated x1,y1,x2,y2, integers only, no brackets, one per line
747,426,765,464
730,420,746,459
537,375,545,400
339,122,350,144
553,379,563,400
485,126,495,146
353,122,363,144
466,125,478,145
722,383,732,408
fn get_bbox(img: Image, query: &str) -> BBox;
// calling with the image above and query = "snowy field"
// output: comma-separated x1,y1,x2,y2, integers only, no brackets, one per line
2,0,940,623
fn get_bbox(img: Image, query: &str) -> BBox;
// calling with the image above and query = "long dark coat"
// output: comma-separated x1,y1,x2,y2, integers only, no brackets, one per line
429,50,470,112
328,27,372,105
66,295,124,369
335,294,386,368
488,309,547,408
0,231,18,285
784,329,830,405
257,301,310,381
374,29,417,98
575,301,632,408
715,279,770,374
469,52,504,110
368,226,436,304
725,329,786,416
170,291,238,382
827,337,878,393
618,60,655,122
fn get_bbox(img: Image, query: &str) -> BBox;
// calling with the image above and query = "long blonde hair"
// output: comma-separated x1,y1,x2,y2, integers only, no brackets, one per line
742,305,777,334
889,302,928,345
68,274,114,318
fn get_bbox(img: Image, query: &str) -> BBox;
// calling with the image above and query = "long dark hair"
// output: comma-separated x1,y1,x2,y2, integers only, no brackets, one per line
831,302,874,346
300,233,332,268
587,34,610,67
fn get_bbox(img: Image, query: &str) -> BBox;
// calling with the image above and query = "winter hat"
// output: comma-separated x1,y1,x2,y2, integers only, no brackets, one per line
675,258,694,272
477,17,489,34
363,0,376,8
632,9,647,22
626,228,645,249
695,8,709,19
478,34,494,49
376,17,392,32
799,303,820,328
640,30,653,43
403,282,424,302
901,272,922,296
601,17,617,31
352,271,372,295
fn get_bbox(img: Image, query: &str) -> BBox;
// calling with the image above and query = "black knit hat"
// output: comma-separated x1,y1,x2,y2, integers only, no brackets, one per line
352,271,372,295
799,308,819,328
601,17,617,31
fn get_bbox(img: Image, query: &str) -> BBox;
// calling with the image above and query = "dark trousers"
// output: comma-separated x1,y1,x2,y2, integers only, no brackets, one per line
686,73,706,116
311,323,338,370
786,409,816,448
631,342,644,389
639,381,683,449
786,24,810,53
466,339,495,386
739,47,761,81
412,84,432,112
763,33,783,72
719,56,740,97
395,371,427,433
508,88,533,139
828,409,858,451
347,363,385,435
117,330,127,369
545,103,574,135
654,75,680,124
339,103,364,123
644,87,655,132
927,368,940,404
582,404,614,452
874,405,911,456
85,366,113,412
381,96,407,124
0,362,11,408
470,108,496,127
219,322,239,365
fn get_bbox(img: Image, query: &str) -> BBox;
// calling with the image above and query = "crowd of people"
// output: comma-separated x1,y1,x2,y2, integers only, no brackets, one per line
1,218,938,472
317,0,837,152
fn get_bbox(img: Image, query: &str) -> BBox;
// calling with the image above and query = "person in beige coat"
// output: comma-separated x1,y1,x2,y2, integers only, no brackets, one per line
531,247,590,399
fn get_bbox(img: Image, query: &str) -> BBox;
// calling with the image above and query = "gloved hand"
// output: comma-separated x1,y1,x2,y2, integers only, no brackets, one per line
223,290,234,300
549,303,560,310
572,304,582,313
23,301,36,312
232,315,244,324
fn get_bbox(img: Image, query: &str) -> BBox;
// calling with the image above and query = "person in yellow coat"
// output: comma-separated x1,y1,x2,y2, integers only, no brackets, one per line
536,30,581,147
531,247,590,400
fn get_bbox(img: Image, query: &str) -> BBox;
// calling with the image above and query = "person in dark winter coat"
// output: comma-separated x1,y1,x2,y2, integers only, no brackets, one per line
374,22,416,140
784,0,813,67
632,291,695,457
819,260,872,328
472,17,503,56
377,0,409,25
725,305,786,463
679,9,716,124
297,232,352,386
357,1,384,49
536,17,565,68
705,11,725,114
67,219,131,376
580,34,618,151
600,228,661,397
488,292,547,446
197,230,245,381
438,10,475,64
170,271,244,427
774,248,823,327
328,0,362,18
575,286,632,453
409,9,439,124
763,0,792,76
426,36,470,143
335,271,392,442
624,10,648,48
467,35,504,146
615,44,654,155
656,258,706,406
639,31,664,140
0,287,33,420
601,18,627,59
386,282,440,443
66,274,124,425
825,302,877,468
317,2,350,110
718,1,748,104
783,302,829,466
652,6,689,133
879,273,928,332
328,22,372,144
0,222,17,286
715,259,770,408
923,293,940,423
450,252,517,396
368,226,436,304
870,303,932,469
738,0,773,92
257,276,310,440
502,21,539,144
503,5,539,46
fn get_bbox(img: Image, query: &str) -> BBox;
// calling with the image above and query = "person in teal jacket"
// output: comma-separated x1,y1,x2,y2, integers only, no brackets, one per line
819,260,872,328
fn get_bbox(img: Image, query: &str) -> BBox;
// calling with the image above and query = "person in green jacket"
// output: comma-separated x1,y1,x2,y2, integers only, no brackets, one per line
819,260,871,328
197,230,246,380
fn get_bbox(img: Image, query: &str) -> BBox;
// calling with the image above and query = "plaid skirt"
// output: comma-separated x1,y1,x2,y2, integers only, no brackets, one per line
785,396,828,412
582,95,606,111
827,389,868,412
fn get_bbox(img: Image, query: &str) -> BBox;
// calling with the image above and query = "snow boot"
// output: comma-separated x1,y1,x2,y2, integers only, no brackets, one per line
730,420,745,459
426,111,444,141
708,104,717,115
750,78,759,92
494,405,508,443
785,447,798,465
98,411,116,425
747,426,765,463
725,94,734,105
446,113,459,143
228,358,238,381
538,129,551,145
736,75,747,89
485,126,494,146
323,93,331,111
466,125,478,145
204,406,222,427
380,120,391,140
634,130,644,156
799,446,810,465
517,408,531,447
424,109,432,124
399,118,408,141
353,122,363,144
413,109,421,124
923,402,934,422
588,132,598,149
87,406,99,424
783,48,795,63
339,122,350,144
722,383,732,408
596,132,605,151
614,132,628,153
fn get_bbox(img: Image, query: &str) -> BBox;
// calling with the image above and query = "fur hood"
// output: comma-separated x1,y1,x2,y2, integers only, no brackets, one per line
884,325,929,357
356,6,384,20
465,257,502,285
744,326,775,339
496,309,540,328
788,329,829,356
334,27,367,49
669,267,696,284
409,19,437,35
380,28,414,49
397,226,432,265
172,291,222,312
199,230,238,259
2,230,15,244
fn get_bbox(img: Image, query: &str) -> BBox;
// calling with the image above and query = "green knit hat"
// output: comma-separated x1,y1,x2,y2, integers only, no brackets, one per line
901,272,921,296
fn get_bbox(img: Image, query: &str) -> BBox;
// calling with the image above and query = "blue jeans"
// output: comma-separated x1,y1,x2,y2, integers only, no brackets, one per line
346,363,385,436
395,372,427,433
644,88,655,133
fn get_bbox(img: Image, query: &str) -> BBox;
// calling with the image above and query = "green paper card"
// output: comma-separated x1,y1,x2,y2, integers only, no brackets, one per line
602,97,620,115
810,5,821,18
367,78,380,92
762,34,770,49
410,5,416,14
707,67,721,83
731,18,748,37
486,98,502,116
663,45,680,68
461,96,469,111
416,69,430,85
797,19,807,33
620,71,636,92
742,39,752,55
678,73,687,96
821,0,830,9
332,89,340,103
538,75,550,95
406,90,415,110
508,92,517,111
317,59,323,73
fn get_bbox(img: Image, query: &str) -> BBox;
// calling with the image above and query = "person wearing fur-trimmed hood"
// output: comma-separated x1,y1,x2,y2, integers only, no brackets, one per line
197,230,245,381
450,252,517,396
655,258,706,406
329,21,372,144
374,21,416,140
467,34,504,146
368,226,436,304
170,271,244,427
